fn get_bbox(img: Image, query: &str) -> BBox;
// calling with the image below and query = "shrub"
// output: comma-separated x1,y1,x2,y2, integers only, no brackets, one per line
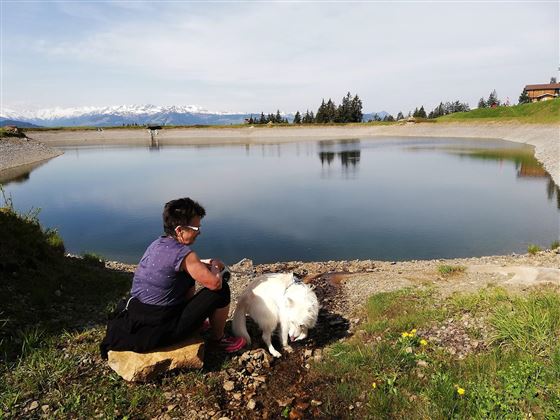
438,265,466,275
527,244,541,255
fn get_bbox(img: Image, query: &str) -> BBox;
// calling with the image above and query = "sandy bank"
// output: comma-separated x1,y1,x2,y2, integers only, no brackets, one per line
15,123,560,185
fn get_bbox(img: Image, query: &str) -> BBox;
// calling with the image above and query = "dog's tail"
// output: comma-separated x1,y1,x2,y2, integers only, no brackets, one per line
232,296,251,345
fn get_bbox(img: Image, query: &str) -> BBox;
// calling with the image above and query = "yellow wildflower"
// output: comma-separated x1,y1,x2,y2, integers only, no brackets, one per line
410,329,417,335
420,339,428,346
401,332,410,338
371,382,377,389
457,387,465,396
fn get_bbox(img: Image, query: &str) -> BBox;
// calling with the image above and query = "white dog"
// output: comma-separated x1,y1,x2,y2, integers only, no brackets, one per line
232,273,319,357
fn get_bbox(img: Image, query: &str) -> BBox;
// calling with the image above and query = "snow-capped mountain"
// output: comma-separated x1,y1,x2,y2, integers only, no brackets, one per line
1,105,390,127
1,105,252,127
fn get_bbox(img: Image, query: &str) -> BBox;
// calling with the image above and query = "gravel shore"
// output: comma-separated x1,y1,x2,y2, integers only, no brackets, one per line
0,137,63,182
16,122,560,186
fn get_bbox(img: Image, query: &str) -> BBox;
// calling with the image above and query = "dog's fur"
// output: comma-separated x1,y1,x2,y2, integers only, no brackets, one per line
232,273,319,357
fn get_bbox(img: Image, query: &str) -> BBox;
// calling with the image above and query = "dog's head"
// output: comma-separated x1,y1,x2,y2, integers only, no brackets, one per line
284,283,319,342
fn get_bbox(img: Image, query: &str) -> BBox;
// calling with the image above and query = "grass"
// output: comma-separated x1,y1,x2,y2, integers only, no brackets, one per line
0,193,227,418
437,99,560,124
550,240,559,250
0,127,26,138
438,265,466,276
311,287,560,419
527,244,542,255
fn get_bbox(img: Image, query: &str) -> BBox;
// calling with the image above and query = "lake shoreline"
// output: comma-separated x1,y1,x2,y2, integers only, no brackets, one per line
1,122,558,185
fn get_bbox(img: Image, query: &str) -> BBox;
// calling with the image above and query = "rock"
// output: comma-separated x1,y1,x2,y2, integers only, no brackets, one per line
247,399,257,410
107,336,204,382
231,258,254,273
223,381,235,391
29,401,39,411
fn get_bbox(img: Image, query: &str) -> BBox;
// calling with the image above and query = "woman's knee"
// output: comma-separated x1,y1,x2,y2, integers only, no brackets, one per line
216,281,231,307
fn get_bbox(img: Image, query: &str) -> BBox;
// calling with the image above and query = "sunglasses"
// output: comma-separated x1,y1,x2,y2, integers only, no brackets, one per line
177,225,201,232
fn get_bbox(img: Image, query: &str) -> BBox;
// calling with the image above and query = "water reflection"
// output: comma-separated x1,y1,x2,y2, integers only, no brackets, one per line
450,148,560,209
318,139,361,177
2,137,558,264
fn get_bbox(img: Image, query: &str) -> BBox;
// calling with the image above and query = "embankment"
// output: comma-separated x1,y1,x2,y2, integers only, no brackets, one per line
6,123,560,185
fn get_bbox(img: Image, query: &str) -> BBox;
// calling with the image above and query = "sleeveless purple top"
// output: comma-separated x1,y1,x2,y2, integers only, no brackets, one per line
131,236,194,306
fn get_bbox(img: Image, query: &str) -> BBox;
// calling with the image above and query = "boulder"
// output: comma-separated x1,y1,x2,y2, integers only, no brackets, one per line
107,336,204,382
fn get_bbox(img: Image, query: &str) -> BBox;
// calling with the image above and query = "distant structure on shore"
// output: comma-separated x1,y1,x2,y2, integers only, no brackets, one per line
523,82,560,102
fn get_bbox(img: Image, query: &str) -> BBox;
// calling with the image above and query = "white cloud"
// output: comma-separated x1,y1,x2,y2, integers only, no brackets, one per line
3,2,558,113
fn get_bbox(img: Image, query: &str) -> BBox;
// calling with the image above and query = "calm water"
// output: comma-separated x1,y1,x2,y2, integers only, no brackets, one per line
3,137,559,264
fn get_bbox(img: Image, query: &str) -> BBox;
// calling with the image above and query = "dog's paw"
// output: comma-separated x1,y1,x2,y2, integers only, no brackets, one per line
269,348,282,358
283,345,294,353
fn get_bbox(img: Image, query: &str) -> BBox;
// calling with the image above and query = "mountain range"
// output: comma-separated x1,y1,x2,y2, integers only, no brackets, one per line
1,105,389,128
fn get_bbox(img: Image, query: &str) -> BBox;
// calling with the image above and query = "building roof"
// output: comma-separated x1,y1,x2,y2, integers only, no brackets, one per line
524,83,560,91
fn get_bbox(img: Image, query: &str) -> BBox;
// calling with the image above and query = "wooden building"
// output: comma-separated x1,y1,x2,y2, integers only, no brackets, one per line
523,83,560,102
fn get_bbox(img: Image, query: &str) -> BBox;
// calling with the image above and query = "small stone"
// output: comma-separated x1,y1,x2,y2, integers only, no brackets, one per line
29,401,39,411
310,400,322,406
247,399,256,410
232,393,242,400
416,360,428,367
41,404,49,413
223,381,235,391
54,290,62,297
167,404,177,412
304,349,313,358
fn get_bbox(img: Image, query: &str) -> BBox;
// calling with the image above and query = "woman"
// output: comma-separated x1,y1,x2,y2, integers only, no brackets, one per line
100,197,245,358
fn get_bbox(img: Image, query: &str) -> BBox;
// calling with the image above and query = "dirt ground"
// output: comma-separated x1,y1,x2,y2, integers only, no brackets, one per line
105,249,560,419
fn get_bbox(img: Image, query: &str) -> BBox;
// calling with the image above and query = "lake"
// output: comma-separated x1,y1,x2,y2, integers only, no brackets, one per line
2,137,558,264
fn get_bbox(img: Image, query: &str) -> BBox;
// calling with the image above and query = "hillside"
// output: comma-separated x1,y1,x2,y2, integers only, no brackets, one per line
437,99,560,124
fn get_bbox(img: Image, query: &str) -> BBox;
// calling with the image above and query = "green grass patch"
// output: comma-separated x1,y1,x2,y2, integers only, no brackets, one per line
527,244,541,255
437,99,560,124
311,287,560,418
438,265,466,276
550,240,559,250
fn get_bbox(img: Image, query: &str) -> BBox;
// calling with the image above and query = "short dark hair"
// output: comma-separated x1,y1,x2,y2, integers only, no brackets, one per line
163,198,206,236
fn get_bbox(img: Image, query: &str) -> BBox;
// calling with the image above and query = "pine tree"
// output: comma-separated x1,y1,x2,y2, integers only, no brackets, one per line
275,110,282,123
518,90,530,104
316,99,327,123
418,106,427,118
412,107,419,118
487,90,500,107
325,99,337,123
350,94,363,122
477,98,487,109
248,115,254,124
396,111,404,120
259,112,266,124
293,111,302,124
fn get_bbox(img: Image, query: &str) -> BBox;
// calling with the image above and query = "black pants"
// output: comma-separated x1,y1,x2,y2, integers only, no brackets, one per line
100,282,230,359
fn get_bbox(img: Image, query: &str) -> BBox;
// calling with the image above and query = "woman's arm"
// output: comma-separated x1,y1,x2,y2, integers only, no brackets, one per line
182,251,222,290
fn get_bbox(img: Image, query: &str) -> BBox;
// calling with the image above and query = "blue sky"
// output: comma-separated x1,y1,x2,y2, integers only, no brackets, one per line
1,1,558,115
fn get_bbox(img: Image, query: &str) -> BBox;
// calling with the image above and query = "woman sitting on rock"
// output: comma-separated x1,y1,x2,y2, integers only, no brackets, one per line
100,197,245,358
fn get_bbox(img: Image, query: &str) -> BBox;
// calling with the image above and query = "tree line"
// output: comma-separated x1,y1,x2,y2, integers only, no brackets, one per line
249,92,363,125
248,80,549,126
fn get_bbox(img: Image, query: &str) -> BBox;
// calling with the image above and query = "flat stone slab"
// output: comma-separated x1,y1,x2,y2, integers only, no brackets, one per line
108,336,205,382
